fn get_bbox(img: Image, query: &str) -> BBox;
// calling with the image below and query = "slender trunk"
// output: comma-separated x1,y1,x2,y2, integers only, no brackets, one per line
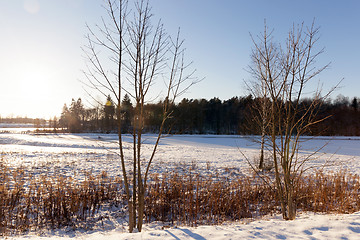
132,115,137,230
273,138,286,219
259,97,267,169
135,94,145,230
137,188,145,231
287,185,296,220
137,128,143,231
284,166,296,220
128,201,134,232
259,129,265,169
118,113,134,232
271,102,287,219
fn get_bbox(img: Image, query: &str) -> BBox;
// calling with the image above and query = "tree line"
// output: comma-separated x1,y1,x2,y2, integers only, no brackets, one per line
57,94,360,136
0,117,47,128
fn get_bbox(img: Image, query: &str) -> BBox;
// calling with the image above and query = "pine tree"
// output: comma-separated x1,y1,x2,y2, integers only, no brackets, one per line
104,95,115,133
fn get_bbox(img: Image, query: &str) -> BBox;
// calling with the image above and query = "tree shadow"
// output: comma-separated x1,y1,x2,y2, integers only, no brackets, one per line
177,228,207,240
314,226,329,231
164,230,181,240
276,234,287,239
348,226,360,233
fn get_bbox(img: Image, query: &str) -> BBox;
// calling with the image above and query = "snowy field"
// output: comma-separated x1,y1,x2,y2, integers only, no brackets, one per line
1,131,360,239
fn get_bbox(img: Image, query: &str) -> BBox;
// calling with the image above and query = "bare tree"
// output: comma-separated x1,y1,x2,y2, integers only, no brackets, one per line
249,21,334,220
82,0,197,232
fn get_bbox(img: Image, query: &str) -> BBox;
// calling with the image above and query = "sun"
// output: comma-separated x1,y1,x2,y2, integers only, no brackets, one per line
19,63,50,93
13,62,56,118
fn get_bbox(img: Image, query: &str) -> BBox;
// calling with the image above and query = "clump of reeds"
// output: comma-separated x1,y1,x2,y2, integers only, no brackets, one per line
0,162,124,236
295,170,360,213
145,169,360,226
145,171,276,226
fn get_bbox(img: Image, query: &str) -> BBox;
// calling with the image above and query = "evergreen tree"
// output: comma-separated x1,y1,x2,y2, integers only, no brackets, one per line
59,104,70,129
119,94,133,133
68,98,85,133
351,97,358,111
104,95,115,133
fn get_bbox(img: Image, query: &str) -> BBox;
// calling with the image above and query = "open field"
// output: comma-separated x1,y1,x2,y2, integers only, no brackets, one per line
1,132,360,239
2,132,360,177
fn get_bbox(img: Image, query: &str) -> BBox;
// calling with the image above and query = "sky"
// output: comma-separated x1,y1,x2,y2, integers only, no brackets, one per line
0,0,359,119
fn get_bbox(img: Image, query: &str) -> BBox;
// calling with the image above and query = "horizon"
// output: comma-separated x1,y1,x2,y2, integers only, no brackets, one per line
0,93,357,121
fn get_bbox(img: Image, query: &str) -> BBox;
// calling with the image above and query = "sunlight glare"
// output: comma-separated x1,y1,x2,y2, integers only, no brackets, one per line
13,62,56,117
23,0,40,14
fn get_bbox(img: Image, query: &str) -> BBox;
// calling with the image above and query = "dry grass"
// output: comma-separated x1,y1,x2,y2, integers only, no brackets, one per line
0,162,124,235
1,160,360,235
145,170,360,226
295,170,360,213
145,172,276,226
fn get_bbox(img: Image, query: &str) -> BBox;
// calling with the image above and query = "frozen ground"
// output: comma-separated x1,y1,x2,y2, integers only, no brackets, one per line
10,212,360,240
1,131,360,239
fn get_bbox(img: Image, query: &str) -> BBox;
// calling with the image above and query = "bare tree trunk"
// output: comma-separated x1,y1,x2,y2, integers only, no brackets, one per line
128,200,134,232
271,103,287,219
137,187,145,231
286,174,296,220
259,103,266,169
132,114,138,231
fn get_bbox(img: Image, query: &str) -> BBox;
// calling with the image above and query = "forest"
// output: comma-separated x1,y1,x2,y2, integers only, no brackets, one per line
46,94,360,136
1,94,358,136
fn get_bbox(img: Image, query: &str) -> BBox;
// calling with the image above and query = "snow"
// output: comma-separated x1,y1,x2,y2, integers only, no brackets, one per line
7,212,360,239
2,131,360,239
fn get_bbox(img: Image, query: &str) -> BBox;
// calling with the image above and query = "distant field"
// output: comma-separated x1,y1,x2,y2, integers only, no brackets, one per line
1,132,360,178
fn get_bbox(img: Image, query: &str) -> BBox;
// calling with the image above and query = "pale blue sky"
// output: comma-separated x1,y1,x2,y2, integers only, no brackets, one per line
0,0,359,118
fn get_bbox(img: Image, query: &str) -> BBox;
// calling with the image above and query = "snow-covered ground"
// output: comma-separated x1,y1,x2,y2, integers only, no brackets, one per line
1,131,360,239
10,212,360,240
